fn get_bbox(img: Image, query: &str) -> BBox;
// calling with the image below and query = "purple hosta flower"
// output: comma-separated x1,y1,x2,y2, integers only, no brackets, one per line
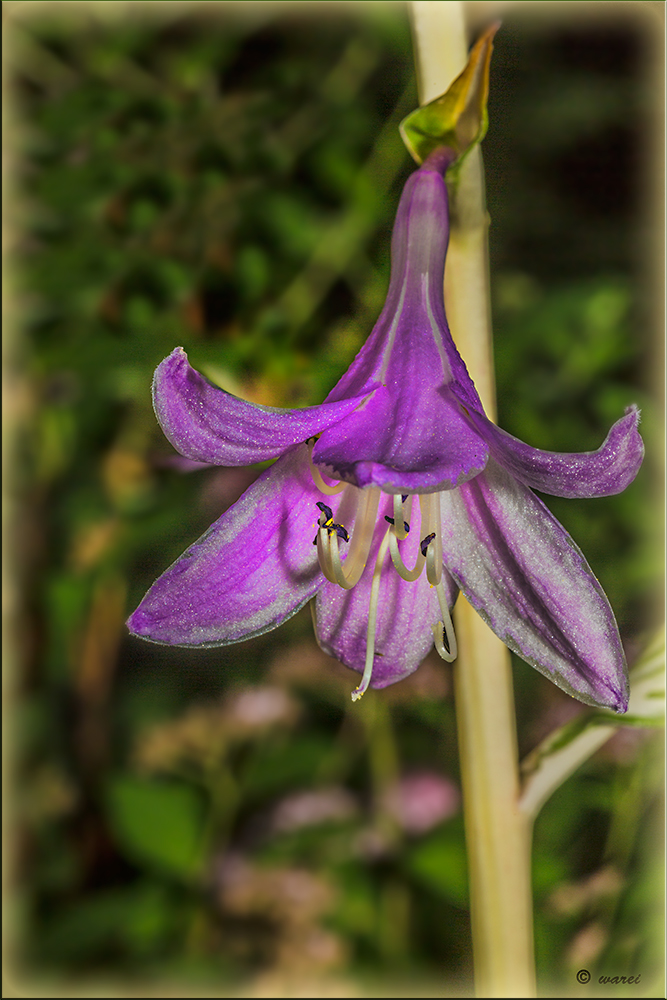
127,148,643,713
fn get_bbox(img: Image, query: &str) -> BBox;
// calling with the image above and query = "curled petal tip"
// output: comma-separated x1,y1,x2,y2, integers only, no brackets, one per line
126,609,151,639
593,672,629,715
451,387,645,499
152,349,380,467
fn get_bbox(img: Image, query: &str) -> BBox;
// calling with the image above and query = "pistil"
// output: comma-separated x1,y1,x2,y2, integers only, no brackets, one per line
351,526,392,702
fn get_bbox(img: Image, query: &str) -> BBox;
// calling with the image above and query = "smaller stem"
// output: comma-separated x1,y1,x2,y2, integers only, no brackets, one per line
520,723,616,822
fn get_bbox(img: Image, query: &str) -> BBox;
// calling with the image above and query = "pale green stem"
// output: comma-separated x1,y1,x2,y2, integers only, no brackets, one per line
520,628,666,822
411,4,535,996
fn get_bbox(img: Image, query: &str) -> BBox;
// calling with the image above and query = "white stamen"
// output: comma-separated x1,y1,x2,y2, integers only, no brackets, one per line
308,443,347,495
432,580,457,662
308,442,379,589
389,492,439,582
391,493,410,540
319,487,380,591
422,493,443,586
351,526,392,701
316,526,338,584
388,531,425,581
388,494,428,580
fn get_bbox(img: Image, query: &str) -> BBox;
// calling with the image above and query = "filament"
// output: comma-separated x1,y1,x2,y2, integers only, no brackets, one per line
319,487,380,591
316,526,338,584
308,443,347,495
390,493,410,540
422,493,443,586
388,493,435,582
388,531,425,582
351,526,392,701
432,580,457,662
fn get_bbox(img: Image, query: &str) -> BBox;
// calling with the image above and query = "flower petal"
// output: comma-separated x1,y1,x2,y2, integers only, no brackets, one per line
449,393,644,498
313,385,488,494
153,348,376,466
324,166,483,413
439,460,629,711
312,165,488,494
314,496,458,687
127,446,326,646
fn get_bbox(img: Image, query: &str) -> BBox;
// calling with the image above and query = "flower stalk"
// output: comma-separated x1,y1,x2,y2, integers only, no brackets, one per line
410,3,535,996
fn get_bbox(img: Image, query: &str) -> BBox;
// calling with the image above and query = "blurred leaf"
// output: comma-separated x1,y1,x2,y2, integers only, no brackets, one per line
106,776,208,879
36,882,180,964
241,734,335,798
406,823,469,908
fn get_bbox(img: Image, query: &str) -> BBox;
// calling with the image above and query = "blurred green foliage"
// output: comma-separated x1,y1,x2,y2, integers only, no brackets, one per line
6,3,662,997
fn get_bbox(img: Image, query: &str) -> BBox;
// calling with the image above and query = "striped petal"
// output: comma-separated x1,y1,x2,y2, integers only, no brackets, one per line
154,347,376,466
127,446,326,646
449,389,644,498
439,459,629,712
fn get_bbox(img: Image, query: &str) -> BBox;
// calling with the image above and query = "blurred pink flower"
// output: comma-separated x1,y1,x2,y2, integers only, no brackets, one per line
383,771,460,835
228,686,297,728
272,788,358,833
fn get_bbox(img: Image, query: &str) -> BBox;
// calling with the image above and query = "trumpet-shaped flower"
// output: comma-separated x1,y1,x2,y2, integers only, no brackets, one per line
127,148,643,712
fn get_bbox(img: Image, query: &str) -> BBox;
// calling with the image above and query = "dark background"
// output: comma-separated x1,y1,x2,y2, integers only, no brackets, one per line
5,2,663,996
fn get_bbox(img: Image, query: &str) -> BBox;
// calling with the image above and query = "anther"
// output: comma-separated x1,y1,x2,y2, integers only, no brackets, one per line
420,533,436,556
385,514,410,533
313,502,349,545
317,487,381,590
